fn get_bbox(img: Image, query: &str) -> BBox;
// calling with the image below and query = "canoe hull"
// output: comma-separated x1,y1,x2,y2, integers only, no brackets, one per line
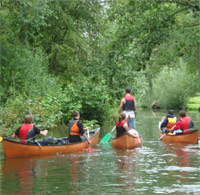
2,128,100,158
158,130,199,144
112,133,142,149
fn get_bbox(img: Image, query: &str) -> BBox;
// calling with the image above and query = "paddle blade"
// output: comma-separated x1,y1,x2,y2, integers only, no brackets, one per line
88,146,93,152
0,137,3,142
100,133,112,143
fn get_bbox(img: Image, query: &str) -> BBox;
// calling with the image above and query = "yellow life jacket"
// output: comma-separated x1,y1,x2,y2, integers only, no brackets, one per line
166,117,177,130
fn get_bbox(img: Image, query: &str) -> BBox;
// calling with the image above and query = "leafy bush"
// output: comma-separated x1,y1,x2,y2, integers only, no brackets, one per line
0,77,108,136
152,64,199,109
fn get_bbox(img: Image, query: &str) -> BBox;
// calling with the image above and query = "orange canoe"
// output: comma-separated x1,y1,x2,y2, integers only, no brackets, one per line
158,130,199,144
2,128,100,158
112,133,142,149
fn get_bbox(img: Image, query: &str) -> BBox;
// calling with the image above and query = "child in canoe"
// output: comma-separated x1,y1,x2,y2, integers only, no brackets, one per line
116,112,139,138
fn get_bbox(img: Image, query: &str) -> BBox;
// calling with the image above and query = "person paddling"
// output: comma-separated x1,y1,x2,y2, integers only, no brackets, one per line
160,110,177,133
11,115,48,144
119,88,136,129
68,111,91,144
171,111,194,134
115,113,139,138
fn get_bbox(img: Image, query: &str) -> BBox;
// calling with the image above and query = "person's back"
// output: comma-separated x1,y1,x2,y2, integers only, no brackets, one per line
12,115,48,143
122,95,135,111
68,118,82,142
178,116,193,130
119,88,137,129
161,110,177,131
68,111,91,144
116,120,126,137
173,111,194,131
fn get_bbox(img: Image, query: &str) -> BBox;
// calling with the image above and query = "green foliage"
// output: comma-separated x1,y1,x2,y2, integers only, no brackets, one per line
152,64,199,109
0,0,200,137
0,77,108,136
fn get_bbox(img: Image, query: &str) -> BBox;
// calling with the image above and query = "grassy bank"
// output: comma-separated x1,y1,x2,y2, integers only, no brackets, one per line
187,95,200,111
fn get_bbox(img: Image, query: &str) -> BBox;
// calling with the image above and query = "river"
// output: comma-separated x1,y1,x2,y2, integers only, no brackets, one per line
0,109,200,194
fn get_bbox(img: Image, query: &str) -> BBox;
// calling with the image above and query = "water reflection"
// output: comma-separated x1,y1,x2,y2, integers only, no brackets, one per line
2,157,36,194
0,109,199,195
113,148,140,192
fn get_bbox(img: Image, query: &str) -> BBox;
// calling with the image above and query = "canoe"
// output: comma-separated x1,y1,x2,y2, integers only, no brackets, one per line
158,130,199,144
112,133,142,149
2,128,100,158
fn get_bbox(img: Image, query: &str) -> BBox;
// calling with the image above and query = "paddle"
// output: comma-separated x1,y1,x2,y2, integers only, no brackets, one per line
87,129,93,152
158,133,166,141
100,126,116,143
0,136,3,142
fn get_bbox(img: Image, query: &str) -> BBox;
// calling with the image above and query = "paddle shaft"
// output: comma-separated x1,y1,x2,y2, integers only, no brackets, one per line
158,133,166,141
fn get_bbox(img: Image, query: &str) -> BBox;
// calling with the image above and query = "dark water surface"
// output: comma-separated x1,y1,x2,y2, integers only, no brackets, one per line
0,110,200,194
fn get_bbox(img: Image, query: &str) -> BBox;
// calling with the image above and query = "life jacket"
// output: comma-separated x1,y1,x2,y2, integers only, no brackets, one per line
116,120,126,137
179,117,193,130
166,117,177,130
69,120,81,136
19,124,34,143
122,95,135,111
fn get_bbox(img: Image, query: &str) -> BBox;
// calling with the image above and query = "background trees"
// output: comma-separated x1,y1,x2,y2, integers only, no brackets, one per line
0,0,199,134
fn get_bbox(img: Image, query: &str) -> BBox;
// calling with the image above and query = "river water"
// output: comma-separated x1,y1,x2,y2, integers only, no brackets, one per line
0,109,200,194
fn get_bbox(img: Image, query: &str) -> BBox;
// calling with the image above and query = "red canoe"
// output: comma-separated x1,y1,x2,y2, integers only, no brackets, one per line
158,130,199,144
112,133,142,149
2,128,100,158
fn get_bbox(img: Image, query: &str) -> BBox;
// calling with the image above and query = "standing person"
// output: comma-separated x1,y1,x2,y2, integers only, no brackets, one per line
68,110,91,144
11,115,48,143
160,110,177,132
116,113,139,138
119,88,136,129
171,111,194,134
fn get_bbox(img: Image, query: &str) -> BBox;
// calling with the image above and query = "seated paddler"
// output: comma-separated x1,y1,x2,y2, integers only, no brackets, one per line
171,111,194,134
160,110,177,133
115,113,139,138
11,115,48,144
68,110,91,144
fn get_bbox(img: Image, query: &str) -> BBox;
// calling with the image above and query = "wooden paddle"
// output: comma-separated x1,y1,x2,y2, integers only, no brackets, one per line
87,129,93,152
158,133,166,141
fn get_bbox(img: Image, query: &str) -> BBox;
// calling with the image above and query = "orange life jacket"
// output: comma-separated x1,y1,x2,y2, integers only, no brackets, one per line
69,121,81,136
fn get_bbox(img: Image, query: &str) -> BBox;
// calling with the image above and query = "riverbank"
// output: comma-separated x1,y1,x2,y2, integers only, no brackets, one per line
187,95,200,111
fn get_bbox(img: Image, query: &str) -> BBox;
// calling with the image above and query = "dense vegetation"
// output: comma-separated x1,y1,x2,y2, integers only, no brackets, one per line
0,0,199,135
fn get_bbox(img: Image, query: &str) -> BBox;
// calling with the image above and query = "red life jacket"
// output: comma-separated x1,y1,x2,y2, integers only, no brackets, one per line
122,95,135,111
179,117,192,130
116,120,126,137
19,124,34,142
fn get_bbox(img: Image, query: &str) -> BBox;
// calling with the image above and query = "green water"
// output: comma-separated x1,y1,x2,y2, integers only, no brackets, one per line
0,109,200,194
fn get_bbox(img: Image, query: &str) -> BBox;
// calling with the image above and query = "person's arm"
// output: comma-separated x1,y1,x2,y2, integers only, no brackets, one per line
11,133,16,138
123,123,137,138
171,120,181,130
118,98,125,113
34,126,48,136
161,118,168,128
40,130,48,136
83,132,91,145
78,121,91,144
11,127,20,138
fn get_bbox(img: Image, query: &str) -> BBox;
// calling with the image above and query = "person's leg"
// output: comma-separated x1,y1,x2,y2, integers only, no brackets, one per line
128,117,136,129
